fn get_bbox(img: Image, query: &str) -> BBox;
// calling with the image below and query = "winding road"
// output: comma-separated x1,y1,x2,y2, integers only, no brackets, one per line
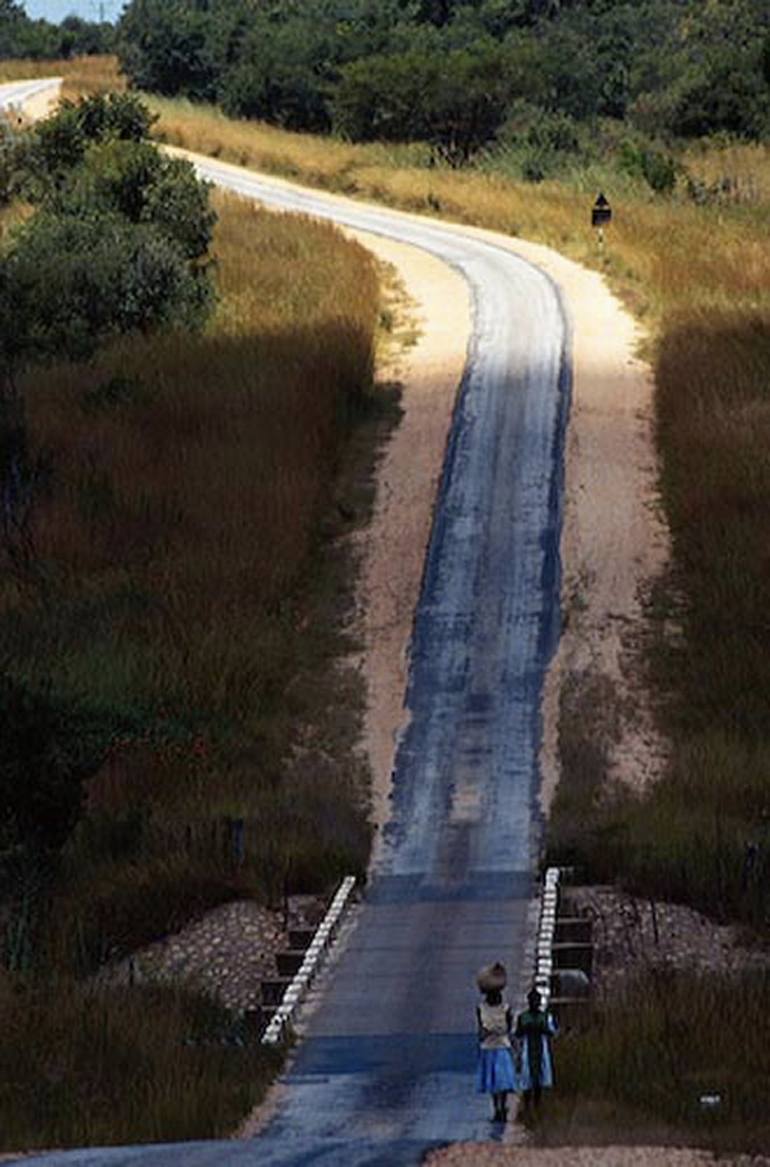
2,103,571,1165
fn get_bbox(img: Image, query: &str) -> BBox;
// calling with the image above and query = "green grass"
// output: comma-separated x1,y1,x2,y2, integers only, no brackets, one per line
545,969,770,1155
0,974,282,1150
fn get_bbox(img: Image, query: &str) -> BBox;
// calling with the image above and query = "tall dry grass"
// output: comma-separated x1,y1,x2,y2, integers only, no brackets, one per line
1,190,379,971
0,183,383,1149
148,105,770,1152
550,969,770,1153
0,973,281,1151
151,96,770,316
3,59,770,1144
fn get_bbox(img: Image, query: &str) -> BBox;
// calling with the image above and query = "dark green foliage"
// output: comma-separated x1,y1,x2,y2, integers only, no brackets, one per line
0,0,113,60
220,28,333,133
118,0,770,151
0,677,109,856
57,15,116,60
53,140,216,260
619,139,678,193
491,102,586,182
118,0,242,101
0,212,211,378
0,94,214,388
27,93,156,195
333,44,511,162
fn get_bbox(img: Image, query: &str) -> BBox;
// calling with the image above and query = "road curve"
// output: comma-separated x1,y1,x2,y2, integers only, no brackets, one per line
0,77,62,118
12,157,571,1166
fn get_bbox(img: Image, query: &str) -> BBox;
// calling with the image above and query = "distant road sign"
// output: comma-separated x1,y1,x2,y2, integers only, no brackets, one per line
592,193,612,227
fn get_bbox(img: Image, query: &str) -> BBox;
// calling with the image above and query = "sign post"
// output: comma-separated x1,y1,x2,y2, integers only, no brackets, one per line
591,192,612,250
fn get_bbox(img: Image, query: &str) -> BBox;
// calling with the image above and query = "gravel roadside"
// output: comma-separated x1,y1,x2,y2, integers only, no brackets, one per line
426,1147,770,1167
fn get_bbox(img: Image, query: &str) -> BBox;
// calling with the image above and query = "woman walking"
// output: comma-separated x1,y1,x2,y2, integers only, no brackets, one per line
515,986,559,1113
475,962,517,1123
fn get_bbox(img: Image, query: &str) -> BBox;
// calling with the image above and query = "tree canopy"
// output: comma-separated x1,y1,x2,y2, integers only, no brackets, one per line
117,0,770,155
0,93,215,390
0,0,114,59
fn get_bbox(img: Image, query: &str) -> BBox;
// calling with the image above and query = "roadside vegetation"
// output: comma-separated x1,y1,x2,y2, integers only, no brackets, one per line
115,0,770,168
548,969,770,1154
0,87,382,1149
0,978,282,1150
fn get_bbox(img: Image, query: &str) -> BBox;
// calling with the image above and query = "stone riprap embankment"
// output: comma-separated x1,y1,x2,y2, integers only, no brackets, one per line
97,896,325,1011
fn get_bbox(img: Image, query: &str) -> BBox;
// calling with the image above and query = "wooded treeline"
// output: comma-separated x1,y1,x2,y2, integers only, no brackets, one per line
117,0,770,161
1,0,114,59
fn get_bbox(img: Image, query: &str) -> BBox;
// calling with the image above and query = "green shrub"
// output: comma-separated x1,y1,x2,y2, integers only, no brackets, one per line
553,969,770,1150
0,977,281,1151
0,677,110,858
619,140,678,193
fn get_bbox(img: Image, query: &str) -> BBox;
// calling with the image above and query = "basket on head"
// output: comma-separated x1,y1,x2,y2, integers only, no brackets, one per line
477,961,507,993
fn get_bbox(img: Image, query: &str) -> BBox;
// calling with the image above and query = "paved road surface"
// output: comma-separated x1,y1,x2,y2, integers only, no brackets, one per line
0,77,62,115
11,159,571,1166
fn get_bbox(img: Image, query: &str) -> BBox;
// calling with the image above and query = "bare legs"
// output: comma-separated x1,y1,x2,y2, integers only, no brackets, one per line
521,1085,542,1116
492,1091,509,1122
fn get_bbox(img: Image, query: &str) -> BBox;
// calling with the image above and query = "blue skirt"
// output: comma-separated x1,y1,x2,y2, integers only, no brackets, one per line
476,1047,516,1094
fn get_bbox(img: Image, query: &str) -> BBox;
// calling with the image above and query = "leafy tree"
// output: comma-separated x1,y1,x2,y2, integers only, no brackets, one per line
26,93,157,195
53,140,216,261
0,0,109,60
58,14,115,59
0,0,32,59
334,44,511,161
220,17,335,131
0,676,109,856
118,0,245,100
117,0,770,143
0,212,211,389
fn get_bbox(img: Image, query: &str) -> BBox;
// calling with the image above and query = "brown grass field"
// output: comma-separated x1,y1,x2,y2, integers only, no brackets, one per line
0,175,382,1146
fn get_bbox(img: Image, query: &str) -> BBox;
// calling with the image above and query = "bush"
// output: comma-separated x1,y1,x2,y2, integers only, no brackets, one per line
0,677,110,857
0,211,211,379
27,93,156,193
54,139,216,261
619,139,678,193
0,95,215,393
333,45,511,162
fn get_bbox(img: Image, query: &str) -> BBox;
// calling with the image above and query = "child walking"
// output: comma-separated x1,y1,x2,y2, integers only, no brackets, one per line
515,986,559,1113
